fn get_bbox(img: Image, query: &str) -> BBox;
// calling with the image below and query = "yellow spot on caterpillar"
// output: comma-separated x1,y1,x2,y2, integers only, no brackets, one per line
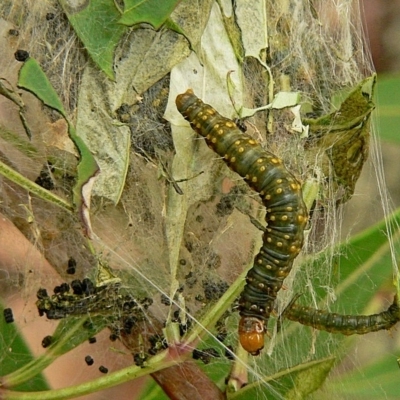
267,237,272,243
266,264,272,270
260,166,266,172
277,179,282,184
270,215,276,221
257,158,263,163
226,121,235,128
284,235,290,240
286,207,293,211
202,115,208,121
252,176,257,183
249,139,256,145
281,215,288,221
211,137,217,144
218,129,224,135
271,158,280,164
230,157,236,163
239,147,245,153
277,242,283,247
276,188,283,194
265,194,271,200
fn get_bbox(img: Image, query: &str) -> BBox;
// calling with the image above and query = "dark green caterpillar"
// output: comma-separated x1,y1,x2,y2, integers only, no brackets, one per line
176,90,308,355
284,296,400,335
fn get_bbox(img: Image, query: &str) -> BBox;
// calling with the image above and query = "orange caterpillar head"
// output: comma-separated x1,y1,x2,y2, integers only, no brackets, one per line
238,317,265,356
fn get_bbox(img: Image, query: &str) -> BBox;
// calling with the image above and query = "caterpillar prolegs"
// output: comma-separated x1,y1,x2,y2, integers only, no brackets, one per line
176,90,308,355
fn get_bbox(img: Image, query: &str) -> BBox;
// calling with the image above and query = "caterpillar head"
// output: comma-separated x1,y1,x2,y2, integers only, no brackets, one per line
238,316,265,356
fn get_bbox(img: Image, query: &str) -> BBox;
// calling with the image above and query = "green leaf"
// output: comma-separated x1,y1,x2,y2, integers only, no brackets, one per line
329,353,400,399
0,302,50,391
17,58,99,236
59,0,127,80
18,58,66,117
310,206,400,306
375,74,400,144
230,357,335,400
119,0,181,29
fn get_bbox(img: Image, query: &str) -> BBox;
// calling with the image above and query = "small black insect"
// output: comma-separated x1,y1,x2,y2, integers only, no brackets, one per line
88,337,97,344
8,29,19,37
66,257,77,275
42,335,53,348
176,90,308,355
284,296,400,335
192,348,220,364
3,308,14,323
85,355,94,366
99,366,108,374
14,50,29,62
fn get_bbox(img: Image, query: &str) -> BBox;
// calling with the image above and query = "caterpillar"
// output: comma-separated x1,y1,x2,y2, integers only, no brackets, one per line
176,90,308,355
283,296,400,335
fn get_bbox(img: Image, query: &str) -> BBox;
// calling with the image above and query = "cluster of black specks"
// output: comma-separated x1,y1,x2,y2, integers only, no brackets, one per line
160,294,171,306
53,282,70,295
185,271,197,289
148,334,168,356
133,353,147,368
122,316,137,335
192,348,220,364
66,257,76,275
172,309,192,336
116,103,133,124
3,308,14,323
233,118,248,133
216,186,246,217
216,195,235,217
35,162,55,190
202,279,229,301
41,335,53,348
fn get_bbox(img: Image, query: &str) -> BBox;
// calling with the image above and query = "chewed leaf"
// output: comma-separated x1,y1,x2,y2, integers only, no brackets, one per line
18,58,66,117
60,0,127,80
17,58,99,237
119,0,180,29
